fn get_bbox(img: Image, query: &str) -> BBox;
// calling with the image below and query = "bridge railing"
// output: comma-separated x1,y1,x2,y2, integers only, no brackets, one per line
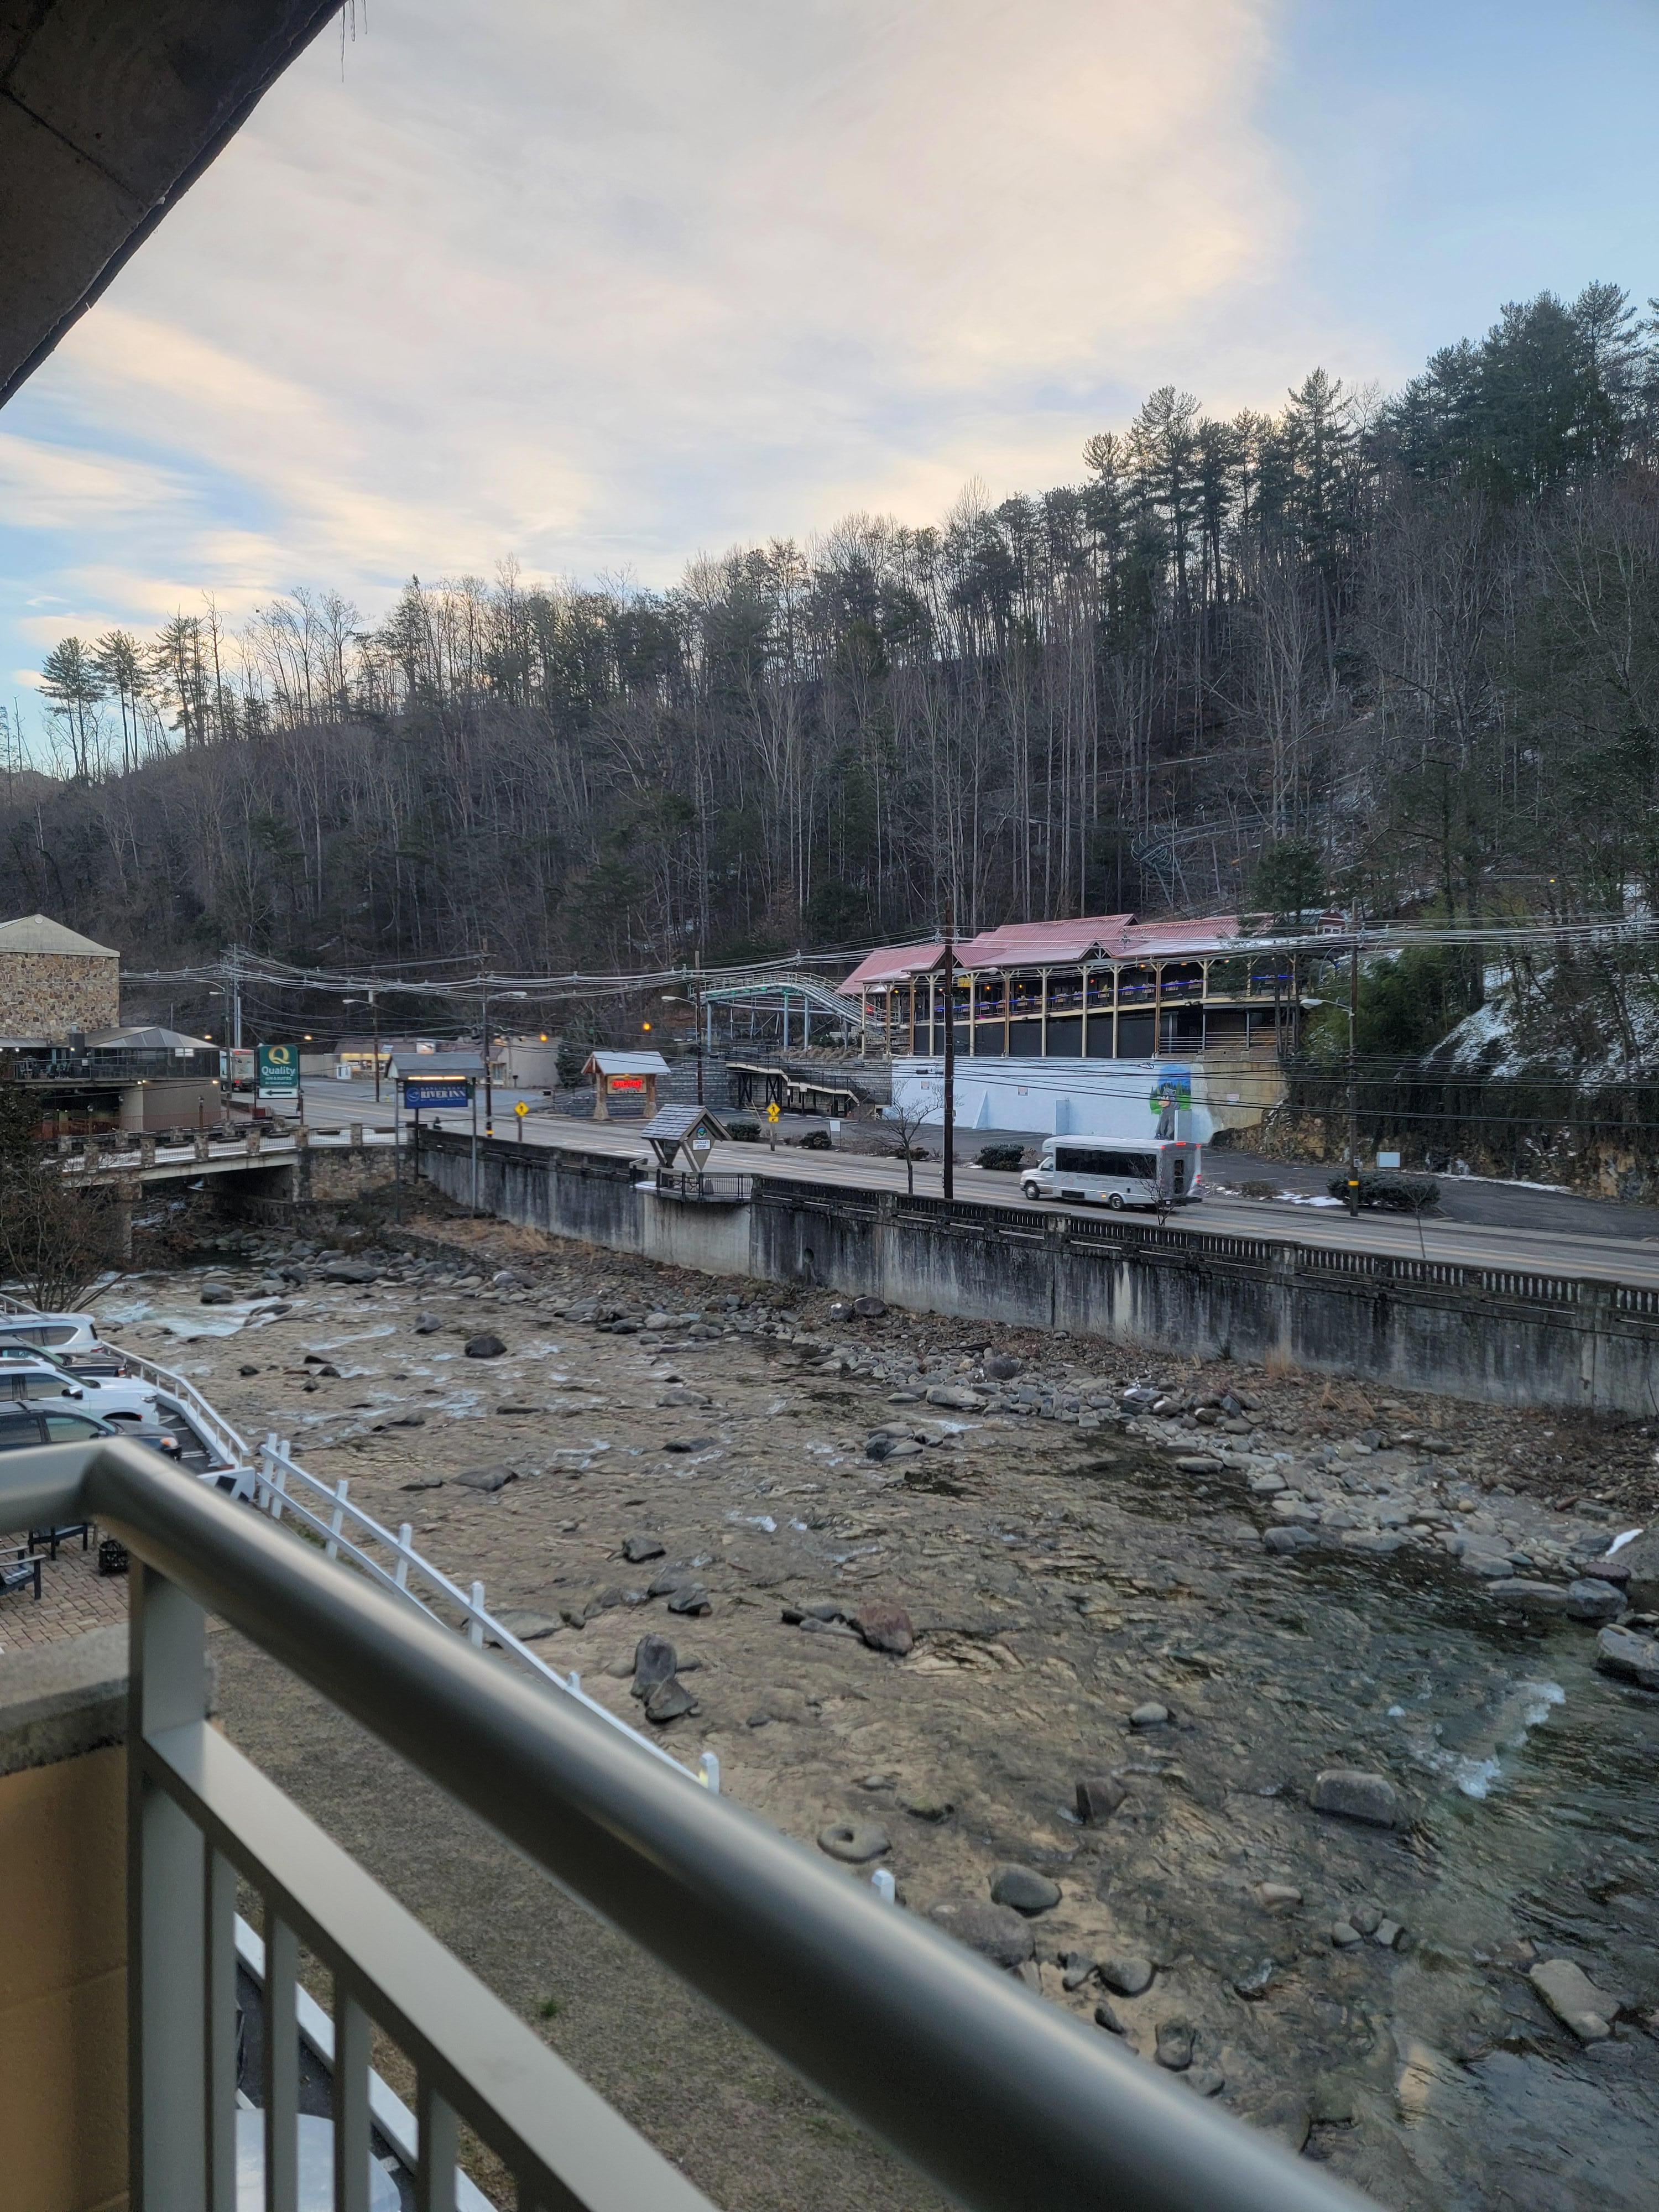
55,1123,402,1175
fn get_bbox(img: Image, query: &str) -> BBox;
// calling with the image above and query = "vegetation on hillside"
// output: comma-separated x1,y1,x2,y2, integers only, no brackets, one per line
7,283,1659,1034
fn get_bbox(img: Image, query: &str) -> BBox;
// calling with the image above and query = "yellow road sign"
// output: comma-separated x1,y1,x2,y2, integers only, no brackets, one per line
766,1102,781,1121
514,1100,528,1118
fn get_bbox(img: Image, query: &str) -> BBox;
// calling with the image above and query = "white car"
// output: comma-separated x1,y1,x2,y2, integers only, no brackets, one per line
0,1356,164,1426
0,1311,107,1354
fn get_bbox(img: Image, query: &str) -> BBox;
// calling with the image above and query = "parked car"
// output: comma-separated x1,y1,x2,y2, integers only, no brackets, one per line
0,1310,125,1373
0,1400,180,1457
0,1355,165,1426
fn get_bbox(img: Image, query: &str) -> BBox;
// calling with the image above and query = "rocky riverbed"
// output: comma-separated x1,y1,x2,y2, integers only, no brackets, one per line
104,1209,1659,2211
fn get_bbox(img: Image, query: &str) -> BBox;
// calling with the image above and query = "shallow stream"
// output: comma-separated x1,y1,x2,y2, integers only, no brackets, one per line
1104,1452,1659,2210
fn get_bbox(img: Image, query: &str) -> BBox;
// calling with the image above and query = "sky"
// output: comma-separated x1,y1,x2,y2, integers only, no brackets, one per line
3,0,1658,749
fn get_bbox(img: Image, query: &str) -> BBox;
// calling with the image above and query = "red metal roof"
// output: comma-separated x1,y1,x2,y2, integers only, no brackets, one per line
838,912,1251,993
1110,914,1250,958
956,914,1136,966
839,940,946,990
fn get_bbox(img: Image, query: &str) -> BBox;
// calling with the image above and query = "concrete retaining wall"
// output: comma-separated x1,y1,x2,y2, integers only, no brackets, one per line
416,1133,1659,1415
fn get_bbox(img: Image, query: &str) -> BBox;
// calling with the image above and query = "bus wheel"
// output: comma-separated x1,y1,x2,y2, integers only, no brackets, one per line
1108,1192,1125,1211
1021,1180,1041,1201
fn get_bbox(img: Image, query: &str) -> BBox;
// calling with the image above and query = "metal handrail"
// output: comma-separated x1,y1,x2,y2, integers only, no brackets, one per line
6,1439,1373,2212
247,1433,716,1788
0,1283,712,1786
121,1347,249,1468
0,1292,246,1468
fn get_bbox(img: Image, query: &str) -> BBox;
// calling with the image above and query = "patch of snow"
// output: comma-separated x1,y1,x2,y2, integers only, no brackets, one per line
1443,1171,1573,1193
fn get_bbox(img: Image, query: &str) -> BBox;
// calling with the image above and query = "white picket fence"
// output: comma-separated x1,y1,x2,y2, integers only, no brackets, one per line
121,1347,251,1469
244,1430,718,1791
0,1285,717,1791
8,1297,917,1909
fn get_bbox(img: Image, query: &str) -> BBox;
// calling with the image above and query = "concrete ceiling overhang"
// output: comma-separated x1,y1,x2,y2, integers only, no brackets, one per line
1,0,342,406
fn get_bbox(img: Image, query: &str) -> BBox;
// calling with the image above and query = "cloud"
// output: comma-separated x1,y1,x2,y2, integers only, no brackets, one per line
0,434,192,529
2,0,1306,673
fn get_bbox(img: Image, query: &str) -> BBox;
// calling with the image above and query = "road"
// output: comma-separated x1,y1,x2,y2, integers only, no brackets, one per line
283,1080,1659,1291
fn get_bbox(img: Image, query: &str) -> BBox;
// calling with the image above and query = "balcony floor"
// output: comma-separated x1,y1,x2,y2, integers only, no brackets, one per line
0,1522,127,1650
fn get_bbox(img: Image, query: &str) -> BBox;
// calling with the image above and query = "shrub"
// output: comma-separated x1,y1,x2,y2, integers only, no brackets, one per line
726,1119,760,1142
1327,1170,1440,1212
977,1144,1025,1171
794,1128,831,1150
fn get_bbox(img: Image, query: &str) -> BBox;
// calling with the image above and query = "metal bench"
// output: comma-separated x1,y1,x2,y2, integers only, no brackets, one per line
0,1542,44,1600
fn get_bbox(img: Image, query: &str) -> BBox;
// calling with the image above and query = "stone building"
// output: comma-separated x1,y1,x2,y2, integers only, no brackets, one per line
0,914,120,1039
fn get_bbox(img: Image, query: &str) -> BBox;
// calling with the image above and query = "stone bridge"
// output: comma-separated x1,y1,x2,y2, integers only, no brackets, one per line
62,1125,401,1246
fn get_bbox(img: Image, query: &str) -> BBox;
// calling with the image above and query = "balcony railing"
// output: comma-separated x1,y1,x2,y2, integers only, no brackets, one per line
3,1439,1374,2212
651,1167,754,1204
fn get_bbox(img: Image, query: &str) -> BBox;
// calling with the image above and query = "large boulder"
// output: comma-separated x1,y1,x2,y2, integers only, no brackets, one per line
853,1601,914,1656
320,1259,382,1284
1596,1624,1659,1692
1565,1579,1625,1623
1529,1958,1619,2042
1309,1768,1400,1828
1606,1531,1658,1612
927,1900,1034,1969
990,1865,1061,1915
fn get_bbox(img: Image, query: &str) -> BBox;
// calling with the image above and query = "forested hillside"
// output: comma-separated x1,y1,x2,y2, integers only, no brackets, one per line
7,282,1659,989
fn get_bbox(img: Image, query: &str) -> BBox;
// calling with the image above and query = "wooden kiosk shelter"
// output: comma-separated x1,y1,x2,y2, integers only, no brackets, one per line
583,1049,669,1120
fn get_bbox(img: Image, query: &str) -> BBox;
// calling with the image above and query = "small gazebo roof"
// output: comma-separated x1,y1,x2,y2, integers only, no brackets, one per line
639,1102,727,1167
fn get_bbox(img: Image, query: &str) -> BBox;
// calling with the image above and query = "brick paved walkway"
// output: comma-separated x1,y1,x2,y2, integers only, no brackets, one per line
0,1520,128,1650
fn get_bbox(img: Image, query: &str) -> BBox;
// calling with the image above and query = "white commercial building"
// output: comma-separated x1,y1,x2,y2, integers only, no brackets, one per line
891,1057,1222,1142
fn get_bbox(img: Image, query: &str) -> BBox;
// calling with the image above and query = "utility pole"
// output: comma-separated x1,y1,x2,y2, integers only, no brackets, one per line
694,954,705,1107
228,946,243,1053
369,985,381,1105
1345,922,1361,1217
481,971,493,1134
941,899,957,1206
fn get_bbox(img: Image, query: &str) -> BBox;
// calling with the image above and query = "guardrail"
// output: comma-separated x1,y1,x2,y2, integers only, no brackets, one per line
651,1168,753,1204
3,1438,1374,2212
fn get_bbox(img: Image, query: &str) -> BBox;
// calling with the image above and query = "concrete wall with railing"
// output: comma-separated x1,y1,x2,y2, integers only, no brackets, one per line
0,1627,129,2212
416,1131,1659,1414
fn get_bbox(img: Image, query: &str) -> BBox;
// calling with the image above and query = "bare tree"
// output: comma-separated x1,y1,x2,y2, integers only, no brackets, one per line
0,1091,123,1313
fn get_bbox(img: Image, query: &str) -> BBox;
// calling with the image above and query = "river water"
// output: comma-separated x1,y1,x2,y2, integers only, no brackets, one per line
1105,1454,1659,2210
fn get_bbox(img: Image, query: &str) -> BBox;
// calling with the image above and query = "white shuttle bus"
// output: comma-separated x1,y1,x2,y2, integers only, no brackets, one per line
1022,1137,1202,1211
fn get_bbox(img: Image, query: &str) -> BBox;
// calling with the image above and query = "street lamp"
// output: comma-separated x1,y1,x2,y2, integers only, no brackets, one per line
342,991,383,1102
660,990,705,1104
482,987,528,1131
